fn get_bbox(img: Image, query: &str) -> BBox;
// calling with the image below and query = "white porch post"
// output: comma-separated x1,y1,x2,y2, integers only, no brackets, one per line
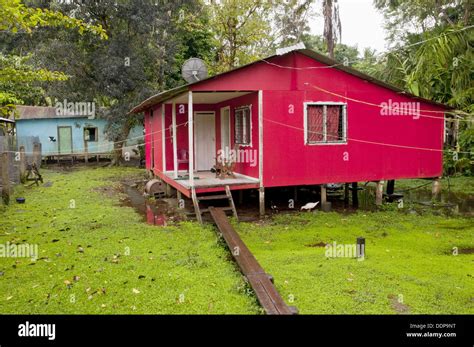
258,90,265,217
172,102,178,178
161,104,166,172
188,91,194,187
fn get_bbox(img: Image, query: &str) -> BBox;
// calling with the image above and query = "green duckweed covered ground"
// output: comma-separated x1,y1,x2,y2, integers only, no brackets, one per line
1,167,472,314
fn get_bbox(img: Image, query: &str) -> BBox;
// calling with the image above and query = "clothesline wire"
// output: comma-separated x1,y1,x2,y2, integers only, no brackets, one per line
5,117,471,156
306,83,472,121
263,117,473,155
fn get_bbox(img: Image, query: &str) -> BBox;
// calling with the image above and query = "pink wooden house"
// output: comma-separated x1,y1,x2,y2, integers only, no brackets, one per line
130,49,448,220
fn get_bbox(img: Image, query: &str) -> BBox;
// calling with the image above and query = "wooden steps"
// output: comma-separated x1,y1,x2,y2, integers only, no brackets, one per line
191,185,238,224
209,207,297,315
200,207,233,213
197,194,228,200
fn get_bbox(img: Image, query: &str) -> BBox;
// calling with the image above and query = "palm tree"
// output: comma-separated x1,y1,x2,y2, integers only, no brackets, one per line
322,0,341,59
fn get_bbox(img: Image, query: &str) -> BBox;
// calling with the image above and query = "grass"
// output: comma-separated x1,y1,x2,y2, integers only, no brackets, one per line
236,211,474,314
1,166,472,314
0,167,259,314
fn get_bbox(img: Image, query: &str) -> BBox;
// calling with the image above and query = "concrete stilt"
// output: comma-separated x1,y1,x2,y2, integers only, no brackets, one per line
321,185,327,204
432,177,441,200
375,180,384,206
259,187,265,217
321,185,331,212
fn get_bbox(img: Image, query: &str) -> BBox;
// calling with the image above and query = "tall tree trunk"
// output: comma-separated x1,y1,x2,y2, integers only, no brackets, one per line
323,0,335,59
110,141,124,166
463,0,471,25
109,122,131,166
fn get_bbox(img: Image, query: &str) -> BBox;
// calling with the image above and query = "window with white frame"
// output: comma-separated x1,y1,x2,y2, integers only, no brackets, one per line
234,106,251,145
305,103,347,144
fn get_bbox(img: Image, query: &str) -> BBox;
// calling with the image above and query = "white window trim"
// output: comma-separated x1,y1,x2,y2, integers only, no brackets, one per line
234,105,252,147
304,102,347,146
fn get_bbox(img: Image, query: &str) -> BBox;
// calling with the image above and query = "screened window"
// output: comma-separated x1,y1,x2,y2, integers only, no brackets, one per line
234,106,251,145
305,103,346,144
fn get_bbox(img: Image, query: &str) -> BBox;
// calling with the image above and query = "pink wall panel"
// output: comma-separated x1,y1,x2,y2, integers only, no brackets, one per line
214,93,259,178
190,55,297,92
144,112,151,170
262,90,443,187
150,105,163,173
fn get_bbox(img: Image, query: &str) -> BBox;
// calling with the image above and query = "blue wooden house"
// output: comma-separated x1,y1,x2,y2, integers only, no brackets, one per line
15,106,143,161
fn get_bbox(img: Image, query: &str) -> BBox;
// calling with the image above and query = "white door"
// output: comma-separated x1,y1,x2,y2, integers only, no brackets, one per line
194,112,216,171
220,107,230,159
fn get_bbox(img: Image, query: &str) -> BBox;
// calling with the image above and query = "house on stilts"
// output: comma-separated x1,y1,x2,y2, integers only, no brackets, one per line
130,48,449,222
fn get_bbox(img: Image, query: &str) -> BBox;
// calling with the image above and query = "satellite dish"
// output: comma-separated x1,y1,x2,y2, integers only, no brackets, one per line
181,58,208,83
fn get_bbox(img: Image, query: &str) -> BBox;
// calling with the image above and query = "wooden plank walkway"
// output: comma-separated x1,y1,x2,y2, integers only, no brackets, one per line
209,207,297,315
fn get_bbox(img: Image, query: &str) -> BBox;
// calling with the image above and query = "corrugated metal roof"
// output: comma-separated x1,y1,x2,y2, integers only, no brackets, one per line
15,105,89,120
129,48,451,114
129,85,190,114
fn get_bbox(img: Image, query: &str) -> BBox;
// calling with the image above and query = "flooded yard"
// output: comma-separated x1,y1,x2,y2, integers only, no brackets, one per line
122,178,474,227
113,173,473,314
1,167,472,314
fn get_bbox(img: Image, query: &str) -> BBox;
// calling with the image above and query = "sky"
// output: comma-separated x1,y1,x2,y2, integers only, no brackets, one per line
309,0,387,53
